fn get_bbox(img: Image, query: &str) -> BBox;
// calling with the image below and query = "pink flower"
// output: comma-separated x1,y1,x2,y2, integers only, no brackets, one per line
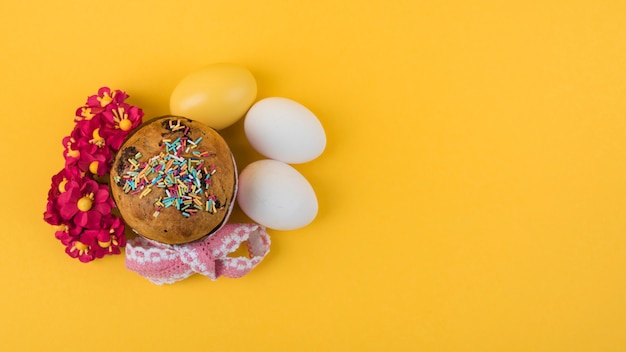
55,223,98,262
75,105,105,123
45,87,142,263
44,200,64,226
76,144,112,176
62,125,109,168
54,224,83,246
92,216,126,258
62,131,83,167
70,88,143,154
56,178,113,228
47,167,83,200
74,113,104,137
63,217,125,263
102,103,143,150
44,167,84,225
86,87,128,108
53,208,126,263
65,229,99,263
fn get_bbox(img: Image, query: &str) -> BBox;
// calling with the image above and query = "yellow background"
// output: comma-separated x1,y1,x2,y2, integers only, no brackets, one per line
1,0,625,351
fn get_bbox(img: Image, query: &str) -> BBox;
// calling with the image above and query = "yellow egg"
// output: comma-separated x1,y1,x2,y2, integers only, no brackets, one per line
170,63,257,130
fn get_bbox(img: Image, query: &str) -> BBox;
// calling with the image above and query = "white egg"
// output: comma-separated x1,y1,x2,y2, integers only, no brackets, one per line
237,159,318,230
244,97,326,164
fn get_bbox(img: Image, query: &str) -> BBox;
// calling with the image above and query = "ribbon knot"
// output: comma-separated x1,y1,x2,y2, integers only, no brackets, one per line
125,223,271,285
177,240,217,279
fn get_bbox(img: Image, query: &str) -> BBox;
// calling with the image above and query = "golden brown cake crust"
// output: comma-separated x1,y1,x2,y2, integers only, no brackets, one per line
110,116,236,244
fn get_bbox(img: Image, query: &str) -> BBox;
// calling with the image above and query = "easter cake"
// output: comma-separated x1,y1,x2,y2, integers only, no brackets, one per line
110,116,237,244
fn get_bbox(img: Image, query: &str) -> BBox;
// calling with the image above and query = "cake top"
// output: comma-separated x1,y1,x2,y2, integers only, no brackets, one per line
110,116,237,244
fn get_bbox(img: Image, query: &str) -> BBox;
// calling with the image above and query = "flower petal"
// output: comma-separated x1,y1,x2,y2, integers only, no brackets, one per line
94,189,109,203
59,202,79,220
93,201,112,215
75,211,102,228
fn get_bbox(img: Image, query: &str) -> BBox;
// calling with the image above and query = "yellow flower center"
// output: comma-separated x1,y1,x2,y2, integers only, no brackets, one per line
67,148,80,158
79,107,95,120
112,107,132,131
90,128,106,147
89,161,99,174
99,229,120,252
98,239,111,248
73,241,91,256
77,193,94,212
53,224,68,232
58,178,68,193
119,118,132,131
97,91,114,107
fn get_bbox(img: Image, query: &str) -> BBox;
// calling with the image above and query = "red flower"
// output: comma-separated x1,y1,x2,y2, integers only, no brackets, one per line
54,224,83,246
72,88,143,153
102,104,143,150
62,216,125,262
62,131,82,167
44,200,64,226
86,87,128,108
76,144,112,176
75,105,104,122
92,216,126,258
44,167,84,226
45,87,142,263
65,229,99,263
52,199,126,263
55,223,98,262
48,166,84,199
57,178,113,228
74,113,104,137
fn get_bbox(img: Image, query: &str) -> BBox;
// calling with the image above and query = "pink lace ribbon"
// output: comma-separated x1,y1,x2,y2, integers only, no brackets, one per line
125,223,271,285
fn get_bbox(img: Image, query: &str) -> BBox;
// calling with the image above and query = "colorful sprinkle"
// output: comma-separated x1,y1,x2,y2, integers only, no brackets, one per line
118,120,221,218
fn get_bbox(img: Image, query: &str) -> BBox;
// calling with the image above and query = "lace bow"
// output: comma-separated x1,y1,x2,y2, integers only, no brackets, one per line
125,223,271,285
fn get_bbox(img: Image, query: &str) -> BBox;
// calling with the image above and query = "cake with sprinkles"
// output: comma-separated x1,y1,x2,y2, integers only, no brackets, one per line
110,116,237,244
